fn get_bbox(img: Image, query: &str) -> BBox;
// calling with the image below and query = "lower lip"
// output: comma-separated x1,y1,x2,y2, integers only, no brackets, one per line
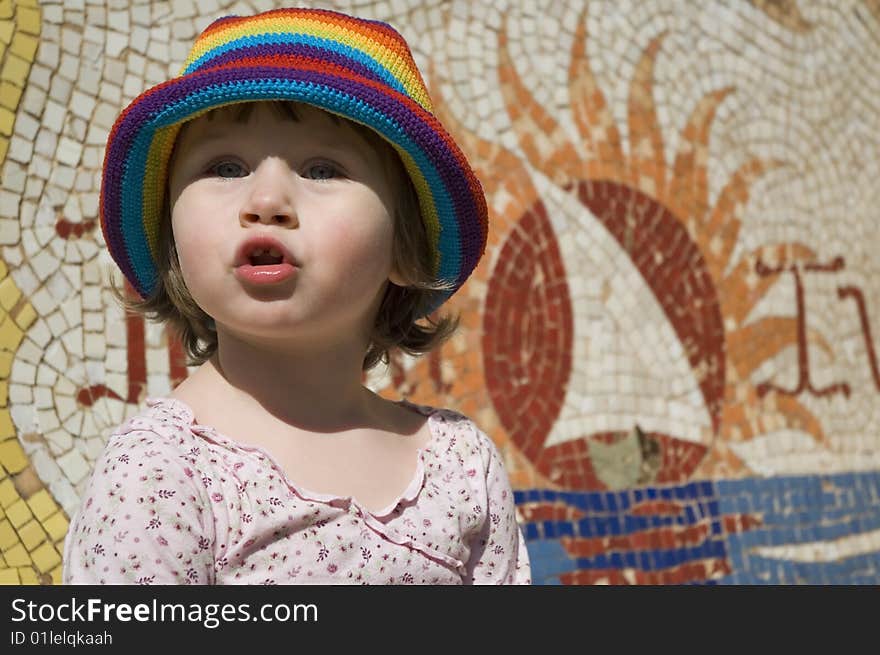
234,263,298,285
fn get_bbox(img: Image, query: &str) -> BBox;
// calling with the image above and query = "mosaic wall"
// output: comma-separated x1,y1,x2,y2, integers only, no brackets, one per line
0,0,878,585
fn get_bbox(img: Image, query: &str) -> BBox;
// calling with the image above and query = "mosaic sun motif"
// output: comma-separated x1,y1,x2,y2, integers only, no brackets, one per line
2,1,880,585
375,6,824,489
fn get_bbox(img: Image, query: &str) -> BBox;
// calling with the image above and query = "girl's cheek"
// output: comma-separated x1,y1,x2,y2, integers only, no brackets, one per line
325,220,392,273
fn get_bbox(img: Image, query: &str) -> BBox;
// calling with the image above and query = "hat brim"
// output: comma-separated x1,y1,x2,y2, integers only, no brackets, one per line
100,55,488,313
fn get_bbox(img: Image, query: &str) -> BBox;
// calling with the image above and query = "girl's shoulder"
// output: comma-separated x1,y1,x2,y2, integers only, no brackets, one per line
103,396,206,456
396,398,501,460
396,397,478,433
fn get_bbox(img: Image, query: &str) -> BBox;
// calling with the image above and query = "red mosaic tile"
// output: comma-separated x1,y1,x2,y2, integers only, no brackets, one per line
483,200,574,469
167,328,189,390
538,437,603,489
54,216,97,240
124,281,147,404
517,501,586,523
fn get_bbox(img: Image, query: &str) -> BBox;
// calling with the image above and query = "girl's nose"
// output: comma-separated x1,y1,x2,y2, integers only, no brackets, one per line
239,159,299,227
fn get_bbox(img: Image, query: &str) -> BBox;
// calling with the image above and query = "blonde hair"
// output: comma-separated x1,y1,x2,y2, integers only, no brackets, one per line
111,101,460,372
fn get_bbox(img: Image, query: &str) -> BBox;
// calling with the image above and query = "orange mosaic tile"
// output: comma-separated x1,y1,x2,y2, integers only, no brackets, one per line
1,0,879,585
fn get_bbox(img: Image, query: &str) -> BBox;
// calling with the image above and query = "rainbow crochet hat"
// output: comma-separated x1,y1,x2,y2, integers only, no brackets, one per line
100,7,488,315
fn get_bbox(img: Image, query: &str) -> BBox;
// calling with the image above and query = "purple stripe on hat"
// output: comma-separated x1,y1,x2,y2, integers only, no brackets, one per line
105,65,484,286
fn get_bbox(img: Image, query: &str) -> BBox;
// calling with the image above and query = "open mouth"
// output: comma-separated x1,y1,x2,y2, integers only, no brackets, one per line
235,241,298,285
248,247,284,266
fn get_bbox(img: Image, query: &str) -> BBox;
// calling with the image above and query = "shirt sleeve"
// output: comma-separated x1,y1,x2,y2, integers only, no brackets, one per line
62,421,216,585
463,428,532,585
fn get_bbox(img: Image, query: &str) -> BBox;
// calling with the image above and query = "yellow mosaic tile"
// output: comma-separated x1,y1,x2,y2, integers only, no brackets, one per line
9,32,38,61
0,380,7,406
0,0,13,21
49,564,62,585
0,105,13,137
0,411,15,440
0,138,8,164
0,438,27,474
26,489,57,522
18,566,37,585
0,316,24,352
15,6,40,36
1,53,29,88
0,568,20,585
0,80,21,110
0,518,16,549
42,512,68,542
0,260,7,279
0,477,16,507
0,17,12,45
0,352,12,377
13,303,36,331
0,276,22,311
31,542,60,574
4,542,30,567
5,498,32,528
18,519,46,551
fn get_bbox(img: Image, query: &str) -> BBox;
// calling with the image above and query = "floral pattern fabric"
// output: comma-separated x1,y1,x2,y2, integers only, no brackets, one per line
63,397,531,585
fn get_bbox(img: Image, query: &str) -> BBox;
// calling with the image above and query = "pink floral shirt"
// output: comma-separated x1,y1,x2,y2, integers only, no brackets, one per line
63,397,531,585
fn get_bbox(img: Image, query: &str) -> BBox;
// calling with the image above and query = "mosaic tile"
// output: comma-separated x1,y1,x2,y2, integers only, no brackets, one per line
0,518,15,549
1,0,879,584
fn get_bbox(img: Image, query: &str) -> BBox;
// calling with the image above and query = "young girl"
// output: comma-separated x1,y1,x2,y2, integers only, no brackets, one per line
62,8,531,584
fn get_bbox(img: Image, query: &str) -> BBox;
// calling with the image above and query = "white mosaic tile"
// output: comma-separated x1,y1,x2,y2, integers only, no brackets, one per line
30,448,63,488
0,189,20,219
0,2,878,563
56,449,90,486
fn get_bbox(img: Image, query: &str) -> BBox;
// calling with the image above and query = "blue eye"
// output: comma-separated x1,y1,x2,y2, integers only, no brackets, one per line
211,161,247,178
303,162,339,180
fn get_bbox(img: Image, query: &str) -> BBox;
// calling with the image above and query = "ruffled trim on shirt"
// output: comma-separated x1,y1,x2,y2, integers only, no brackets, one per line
143,396,464,574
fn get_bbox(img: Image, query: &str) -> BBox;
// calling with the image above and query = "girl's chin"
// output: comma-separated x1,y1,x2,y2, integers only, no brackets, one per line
209,313,323,336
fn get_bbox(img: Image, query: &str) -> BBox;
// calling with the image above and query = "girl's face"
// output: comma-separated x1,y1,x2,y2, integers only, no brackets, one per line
167,102,405,347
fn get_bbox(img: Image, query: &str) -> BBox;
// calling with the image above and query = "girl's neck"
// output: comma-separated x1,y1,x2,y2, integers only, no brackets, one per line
191,329,381,433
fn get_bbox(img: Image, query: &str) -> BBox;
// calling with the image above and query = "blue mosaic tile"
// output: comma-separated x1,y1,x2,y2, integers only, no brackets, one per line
576,517,592,538
607,515,622,535
556,521,575,537
524,522,541,541
516,472,880,585
525,539,575,585
623,514,646,532
605,492,619,512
